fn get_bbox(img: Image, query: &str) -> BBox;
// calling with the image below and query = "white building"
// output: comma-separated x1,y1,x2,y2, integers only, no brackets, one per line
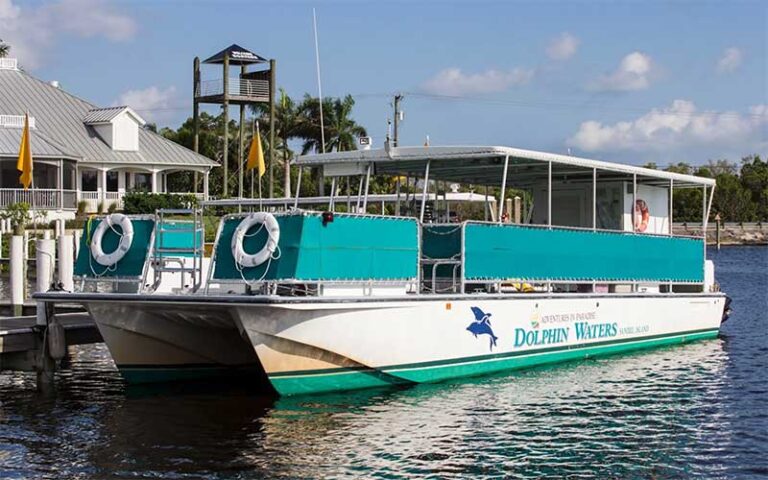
0,57,216,218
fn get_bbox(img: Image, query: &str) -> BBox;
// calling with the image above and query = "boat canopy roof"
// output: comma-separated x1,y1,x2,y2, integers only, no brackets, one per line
295,145,715,188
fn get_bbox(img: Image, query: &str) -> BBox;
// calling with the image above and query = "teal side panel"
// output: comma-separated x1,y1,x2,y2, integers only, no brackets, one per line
74,219,155,277
212,215,304,282
464,224,704,282
421,225,462,259
212,213,419,281
155,221,204,258
295,214,419,280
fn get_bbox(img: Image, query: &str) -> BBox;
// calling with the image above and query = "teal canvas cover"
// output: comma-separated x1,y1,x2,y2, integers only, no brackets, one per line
463,223,704,282
213,212,419,281
74,218,155,278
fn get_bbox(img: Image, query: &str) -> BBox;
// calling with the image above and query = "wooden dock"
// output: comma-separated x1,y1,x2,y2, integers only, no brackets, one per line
0,311,101,373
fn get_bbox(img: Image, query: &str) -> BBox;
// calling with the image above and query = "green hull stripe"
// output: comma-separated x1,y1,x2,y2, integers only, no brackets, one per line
269,327,719,378
269,329,719,395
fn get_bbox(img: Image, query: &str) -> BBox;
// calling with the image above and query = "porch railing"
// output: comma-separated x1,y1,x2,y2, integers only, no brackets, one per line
0,189,207,211
0,189,77,209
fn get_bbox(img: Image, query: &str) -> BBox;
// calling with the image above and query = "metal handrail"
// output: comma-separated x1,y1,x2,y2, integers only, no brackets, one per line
196,77,270,98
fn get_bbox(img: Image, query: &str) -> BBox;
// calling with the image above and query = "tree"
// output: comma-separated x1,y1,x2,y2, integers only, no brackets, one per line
712,172,755,221
160,112,239,197
297,94,367,154
297,94,367,195
739,155,768,220
252,88,305,196
0,39,9,58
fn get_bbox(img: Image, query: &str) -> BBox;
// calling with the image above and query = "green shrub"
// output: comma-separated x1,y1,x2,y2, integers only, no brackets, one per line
97,201,105,214
1,202,31,235
76,200,88,216
107,202,118,214
122,192,199,214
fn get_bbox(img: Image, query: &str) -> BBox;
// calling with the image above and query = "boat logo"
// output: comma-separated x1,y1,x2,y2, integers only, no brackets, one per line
467,307,498,351
530,312,540,329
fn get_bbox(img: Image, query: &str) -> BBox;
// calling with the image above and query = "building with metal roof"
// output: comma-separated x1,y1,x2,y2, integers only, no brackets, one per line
0,57,217,218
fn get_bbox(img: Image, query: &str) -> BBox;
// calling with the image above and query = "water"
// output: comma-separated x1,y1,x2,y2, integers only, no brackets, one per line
1,247,766,479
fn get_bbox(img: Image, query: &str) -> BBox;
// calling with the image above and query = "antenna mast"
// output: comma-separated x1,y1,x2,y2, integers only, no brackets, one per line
313,8,326,153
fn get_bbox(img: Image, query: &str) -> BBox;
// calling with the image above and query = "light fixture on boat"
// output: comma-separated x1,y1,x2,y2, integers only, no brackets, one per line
322,211,334,226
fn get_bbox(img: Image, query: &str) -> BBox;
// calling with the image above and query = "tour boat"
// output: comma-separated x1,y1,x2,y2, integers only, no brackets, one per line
37,146,730,395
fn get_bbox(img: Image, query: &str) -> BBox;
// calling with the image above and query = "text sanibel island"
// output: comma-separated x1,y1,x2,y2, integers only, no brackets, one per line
37,145,731,395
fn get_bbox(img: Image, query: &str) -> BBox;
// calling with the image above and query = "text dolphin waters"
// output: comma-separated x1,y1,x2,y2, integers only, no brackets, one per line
513,321,619,348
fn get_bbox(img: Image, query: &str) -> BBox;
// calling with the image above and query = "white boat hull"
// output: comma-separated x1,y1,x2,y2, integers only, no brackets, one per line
86,301,263,383
231,293,726,395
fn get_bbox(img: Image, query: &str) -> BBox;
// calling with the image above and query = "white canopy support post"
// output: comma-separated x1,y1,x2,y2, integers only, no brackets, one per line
419,160,431,223
592,168,597,230
362,163,372,212
669,178,674,235
547,161,552,228
355,174,364,212
328,177,336,211
395,175,401,216
498,155,509,224
484,185,489,221
346,176,352,212
705,184,715,231
293,166,303,209
632,173,637,233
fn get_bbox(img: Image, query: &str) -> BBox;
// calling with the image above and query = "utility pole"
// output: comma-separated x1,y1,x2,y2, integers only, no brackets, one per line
393,93,403,147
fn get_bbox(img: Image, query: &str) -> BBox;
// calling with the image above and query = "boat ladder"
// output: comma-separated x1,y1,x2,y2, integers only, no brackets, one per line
151,208,205,292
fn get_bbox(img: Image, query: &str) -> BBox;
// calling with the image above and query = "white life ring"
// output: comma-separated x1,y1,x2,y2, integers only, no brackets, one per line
90,213,134,267
231,212,280,268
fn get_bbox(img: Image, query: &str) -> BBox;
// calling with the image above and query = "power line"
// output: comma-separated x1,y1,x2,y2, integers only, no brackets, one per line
400,91,768,120
131,92,767,121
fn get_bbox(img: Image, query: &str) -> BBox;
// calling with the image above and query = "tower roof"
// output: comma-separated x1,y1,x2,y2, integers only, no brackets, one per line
203,44,268,65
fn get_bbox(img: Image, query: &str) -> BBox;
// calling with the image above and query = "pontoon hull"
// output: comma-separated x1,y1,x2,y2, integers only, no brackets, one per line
232,294,725,395
86,302,263,383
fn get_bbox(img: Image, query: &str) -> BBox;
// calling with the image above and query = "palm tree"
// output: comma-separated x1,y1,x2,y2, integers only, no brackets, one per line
252,89,304,196
297,94,367,195
297,94,367,153
0,40,9,58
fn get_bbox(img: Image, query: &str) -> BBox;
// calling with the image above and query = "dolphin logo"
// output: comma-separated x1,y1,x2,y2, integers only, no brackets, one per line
467,306,498,350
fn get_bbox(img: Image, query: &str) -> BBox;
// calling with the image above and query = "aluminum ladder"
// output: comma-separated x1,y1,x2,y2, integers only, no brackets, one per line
151,208,205,292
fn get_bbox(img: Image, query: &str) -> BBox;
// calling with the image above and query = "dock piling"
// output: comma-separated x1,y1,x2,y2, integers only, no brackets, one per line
36,239,55,293
58,235,74,291
10,235,24,317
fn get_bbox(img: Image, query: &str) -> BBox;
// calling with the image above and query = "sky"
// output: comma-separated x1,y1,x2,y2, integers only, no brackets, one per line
1,0,766,166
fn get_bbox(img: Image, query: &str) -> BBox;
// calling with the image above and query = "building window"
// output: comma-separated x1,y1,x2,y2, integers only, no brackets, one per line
106,171,119,192
81,170,98,191
63,162,76,190
134,173,152,192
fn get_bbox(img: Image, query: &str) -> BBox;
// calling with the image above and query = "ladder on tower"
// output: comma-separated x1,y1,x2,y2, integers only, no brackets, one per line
151,208,205,293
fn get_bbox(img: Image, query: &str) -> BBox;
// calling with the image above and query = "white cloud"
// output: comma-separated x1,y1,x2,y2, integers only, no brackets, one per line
591,52,656,92
567,100,768,154
546,32,579,61
421,67,534,96
115,86,178,123
0,0,136,69
716,47,743,74
0,0,21,20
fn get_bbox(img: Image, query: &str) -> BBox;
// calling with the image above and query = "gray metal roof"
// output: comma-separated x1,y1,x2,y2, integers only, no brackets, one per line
0,128,79,158
0,67,217,169
83,106,145,125
296,146,715,188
